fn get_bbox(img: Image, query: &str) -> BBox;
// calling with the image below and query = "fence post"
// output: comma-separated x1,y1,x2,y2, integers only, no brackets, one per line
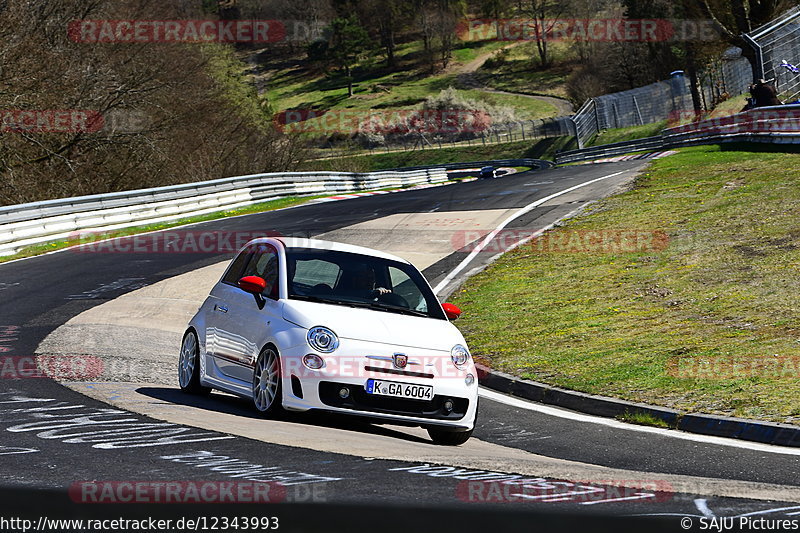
571,117,583,149
593,99,601,139
741,32,765,82
632,95,644,125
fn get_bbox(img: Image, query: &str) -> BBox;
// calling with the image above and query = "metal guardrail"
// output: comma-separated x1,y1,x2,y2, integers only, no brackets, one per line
0,168,447,256
555,105,800,164
555,136,666,164
386,158,554,172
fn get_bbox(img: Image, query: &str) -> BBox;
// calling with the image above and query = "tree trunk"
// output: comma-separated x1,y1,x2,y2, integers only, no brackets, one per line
345,64,353,97
381,13,396,69
385,35,396,68
685,44,703,116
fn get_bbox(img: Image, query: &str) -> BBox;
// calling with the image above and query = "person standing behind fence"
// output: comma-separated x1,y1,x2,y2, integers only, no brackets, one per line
750,78,783,108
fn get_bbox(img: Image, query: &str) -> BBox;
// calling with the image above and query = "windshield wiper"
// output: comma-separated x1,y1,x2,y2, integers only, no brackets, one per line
364,301,429,318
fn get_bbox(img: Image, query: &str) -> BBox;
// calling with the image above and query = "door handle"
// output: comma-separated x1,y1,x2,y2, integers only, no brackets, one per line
215,304,228,313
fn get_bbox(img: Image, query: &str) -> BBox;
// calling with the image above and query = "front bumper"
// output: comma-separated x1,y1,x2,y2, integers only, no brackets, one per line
279,340,478,430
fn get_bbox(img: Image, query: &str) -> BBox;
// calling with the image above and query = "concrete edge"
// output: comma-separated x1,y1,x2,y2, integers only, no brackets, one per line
476,364,800,447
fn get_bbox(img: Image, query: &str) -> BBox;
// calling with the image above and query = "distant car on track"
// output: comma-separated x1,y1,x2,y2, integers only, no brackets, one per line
479,166,497,179
178,237,478,445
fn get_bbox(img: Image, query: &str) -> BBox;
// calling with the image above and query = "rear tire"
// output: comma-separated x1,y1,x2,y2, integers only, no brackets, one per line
427,427,473,446
178,330,210,395
252,346,283,416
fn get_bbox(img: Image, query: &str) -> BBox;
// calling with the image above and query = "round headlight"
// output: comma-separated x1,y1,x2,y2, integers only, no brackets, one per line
307,326,339,353
451,344,470,368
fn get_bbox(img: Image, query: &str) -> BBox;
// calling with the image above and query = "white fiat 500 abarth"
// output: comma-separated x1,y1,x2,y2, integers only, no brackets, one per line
178,237,478,445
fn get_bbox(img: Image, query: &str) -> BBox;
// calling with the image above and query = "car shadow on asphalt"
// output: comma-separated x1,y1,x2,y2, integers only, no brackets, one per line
136,386,432,445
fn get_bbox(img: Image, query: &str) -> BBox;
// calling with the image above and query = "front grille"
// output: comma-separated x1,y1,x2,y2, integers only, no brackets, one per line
318,381,468,420
363,365,434,379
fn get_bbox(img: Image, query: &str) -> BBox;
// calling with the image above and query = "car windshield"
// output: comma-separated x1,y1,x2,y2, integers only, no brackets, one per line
285,247,446,320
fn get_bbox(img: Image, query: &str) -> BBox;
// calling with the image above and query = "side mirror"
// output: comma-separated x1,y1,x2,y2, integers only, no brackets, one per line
238,276,266,294
442,303,462,321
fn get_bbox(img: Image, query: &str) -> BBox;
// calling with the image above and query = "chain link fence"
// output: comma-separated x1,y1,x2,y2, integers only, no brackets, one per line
751,6,800,100
572,7,800,148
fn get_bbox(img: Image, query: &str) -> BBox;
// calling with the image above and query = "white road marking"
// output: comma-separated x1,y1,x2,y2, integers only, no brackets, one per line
432,170,627,294
695,498,716,518
637,504,800,518
479,388,800,456
0,446,39,455
581,493,654,505
735,506,800,517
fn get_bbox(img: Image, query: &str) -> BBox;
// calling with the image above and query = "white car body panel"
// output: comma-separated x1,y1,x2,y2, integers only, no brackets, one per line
185,237,478,431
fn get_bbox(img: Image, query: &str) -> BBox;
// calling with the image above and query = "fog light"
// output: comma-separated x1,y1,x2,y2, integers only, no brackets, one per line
303,354,324,370
465,373,475,386
443,399,454,413
339,387,350,399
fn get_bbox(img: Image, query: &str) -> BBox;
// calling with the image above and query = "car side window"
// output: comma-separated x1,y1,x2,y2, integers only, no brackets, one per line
388,266,427,312
222,250,252,285
294,259,341,288
241,244,279,299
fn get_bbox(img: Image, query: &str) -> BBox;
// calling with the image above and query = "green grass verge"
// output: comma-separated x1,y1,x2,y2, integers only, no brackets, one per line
267,39,558,131
474,41,573,99
451,143,800,424
301,137,576,172
615,411,673,429
709,94,749,118
588,121,668,147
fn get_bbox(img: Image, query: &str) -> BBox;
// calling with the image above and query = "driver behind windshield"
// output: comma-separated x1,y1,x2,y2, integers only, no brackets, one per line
338,264,391,299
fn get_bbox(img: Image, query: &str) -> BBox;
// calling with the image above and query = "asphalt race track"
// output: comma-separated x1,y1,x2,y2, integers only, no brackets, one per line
2,161,800,531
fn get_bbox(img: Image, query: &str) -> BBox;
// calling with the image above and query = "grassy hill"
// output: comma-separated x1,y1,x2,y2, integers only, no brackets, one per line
451,144,800,424
254,38,566,129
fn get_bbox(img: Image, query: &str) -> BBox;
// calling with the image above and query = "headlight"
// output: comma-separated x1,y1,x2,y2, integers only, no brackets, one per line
451,344,470,368
307,326,339,353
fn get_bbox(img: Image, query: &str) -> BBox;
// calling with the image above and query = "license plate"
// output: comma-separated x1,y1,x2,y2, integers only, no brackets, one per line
365,379,433,400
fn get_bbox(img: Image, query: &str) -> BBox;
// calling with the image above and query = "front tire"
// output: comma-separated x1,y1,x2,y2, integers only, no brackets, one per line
252,346,283,416
427,427,473,446
178,330,210,395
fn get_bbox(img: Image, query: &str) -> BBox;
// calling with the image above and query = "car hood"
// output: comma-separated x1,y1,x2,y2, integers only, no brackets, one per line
281,300,462,352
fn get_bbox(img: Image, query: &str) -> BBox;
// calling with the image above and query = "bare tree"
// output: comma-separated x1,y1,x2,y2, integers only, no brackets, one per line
416,0,465,72
0,0,302,205
526,0,565,68
697,0,795,81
